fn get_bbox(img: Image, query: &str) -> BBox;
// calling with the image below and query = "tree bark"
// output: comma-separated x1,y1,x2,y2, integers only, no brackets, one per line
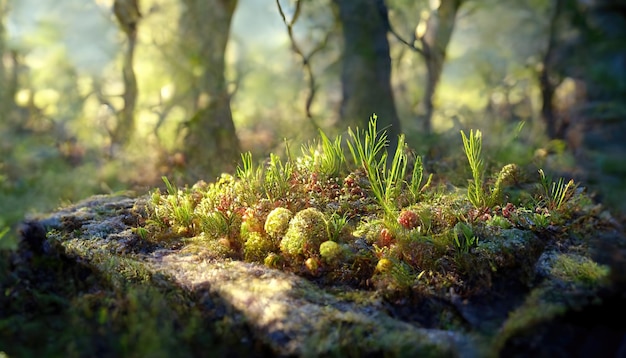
538,0,564,139
112,0,141,148
333,0,401,145
0,0,9,116
180,0,240,182
420,0,463,134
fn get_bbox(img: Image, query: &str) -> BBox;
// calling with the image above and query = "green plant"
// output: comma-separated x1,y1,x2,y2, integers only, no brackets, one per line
453,222,478,253
531,212,551,229
150,177,196,235
327,212,349,241
347,115,428,216
538,169,576,210
236,151,263,205
264,153,294,202
300,129,347,179
197,211,230,239
461,129,487,208
461,130,517,209
243,232,276,262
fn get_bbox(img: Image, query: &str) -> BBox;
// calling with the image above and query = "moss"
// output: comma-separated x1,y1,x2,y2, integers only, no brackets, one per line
243,232,276,262
264,252,283,269
264,207,293,240
551,254,610,287
241,208,264,237
280,208,328,260
492,288,568,354
319,240,345,266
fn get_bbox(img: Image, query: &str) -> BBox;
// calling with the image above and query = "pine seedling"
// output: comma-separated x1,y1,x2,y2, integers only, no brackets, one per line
461,129,488,208
461,130,514,209
318,129,346,178
407,154,432,204
346,115,392,214
264,152,293,202
236,151,263,205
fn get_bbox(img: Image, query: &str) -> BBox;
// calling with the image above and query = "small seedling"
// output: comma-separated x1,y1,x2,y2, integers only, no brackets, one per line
453,222,478,253
538,169,576,211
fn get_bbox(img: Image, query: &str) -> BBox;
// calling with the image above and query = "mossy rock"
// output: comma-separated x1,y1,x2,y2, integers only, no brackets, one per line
14,193,626,357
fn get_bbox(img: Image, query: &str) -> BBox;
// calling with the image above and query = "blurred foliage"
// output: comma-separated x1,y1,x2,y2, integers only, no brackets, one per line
0,0,624,245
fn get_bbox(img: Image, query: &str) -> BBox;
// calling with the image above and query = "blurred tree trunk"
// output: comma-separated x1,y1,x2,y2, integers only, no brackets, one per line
333,0,401,145
112,0,141,148
0,0,10,117
419,0,463,134
180,0,240,182
539,0,563,139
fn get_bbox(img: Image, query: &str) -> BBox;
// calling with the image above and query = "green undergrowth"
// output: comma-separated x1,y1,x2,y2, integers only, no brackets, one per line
139,116,610,299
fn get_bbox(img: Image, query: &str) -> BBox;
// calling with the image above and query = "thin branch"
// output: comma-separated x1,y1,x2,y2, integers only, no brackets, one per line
388,26,425,56
276,0,323,132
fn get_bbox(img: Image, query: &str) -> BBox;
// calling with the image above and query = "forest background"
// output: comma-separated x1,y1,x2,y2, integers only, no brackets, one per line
1,0,625,249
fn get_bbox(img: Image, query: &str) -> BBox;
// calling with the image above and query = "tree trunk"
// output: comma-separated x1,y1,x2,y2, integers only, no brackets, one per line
420,0,463,134
112,0,141,148
180,0,240,182
539,0,564,139
333,0,401,145
0,0,9,116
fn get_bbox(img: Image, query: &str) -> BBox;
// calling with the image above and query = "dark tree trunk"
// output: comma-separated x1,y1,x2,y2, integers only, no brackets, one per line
0,1,10,116
333,0,401,145
112,0,141,148
420,0,463,134
539,0,564,139
180,0,240,182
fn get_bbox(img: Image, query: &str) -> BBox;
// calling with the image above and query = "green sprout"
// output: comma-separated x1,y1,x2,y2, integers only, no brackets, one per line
453,222,478,253
236,151,263,205
346,115,428,217
134,227,148,240
151,176,196,235
327,212,350,241
461,129,487,208
301,128,347,179
538,169,576,211
461,130,517,209
264,152,293,202
197,211,230,239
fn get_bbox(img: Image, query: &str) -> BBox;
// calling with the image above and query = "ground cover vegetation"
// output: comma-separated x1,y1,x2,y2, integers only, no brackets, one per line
141,116,607,300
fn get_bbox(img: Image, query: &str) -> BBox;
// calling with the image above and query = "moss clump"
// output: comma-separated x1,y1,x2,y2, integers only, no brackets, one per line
319,240,345,266
241,208,264,238
280,208,328,259
551,254,610,287
264,207,293,240
244,232,276,262
264,252,283,269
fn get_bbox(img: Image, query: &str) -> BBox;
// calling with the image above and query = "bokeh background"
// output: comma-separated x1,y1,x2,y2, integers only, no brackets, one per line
1,0,625,249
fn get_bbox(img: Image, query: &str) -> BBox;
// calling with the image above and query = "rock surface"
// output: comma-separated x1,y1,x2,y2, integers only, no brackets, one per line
19,193,626,357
